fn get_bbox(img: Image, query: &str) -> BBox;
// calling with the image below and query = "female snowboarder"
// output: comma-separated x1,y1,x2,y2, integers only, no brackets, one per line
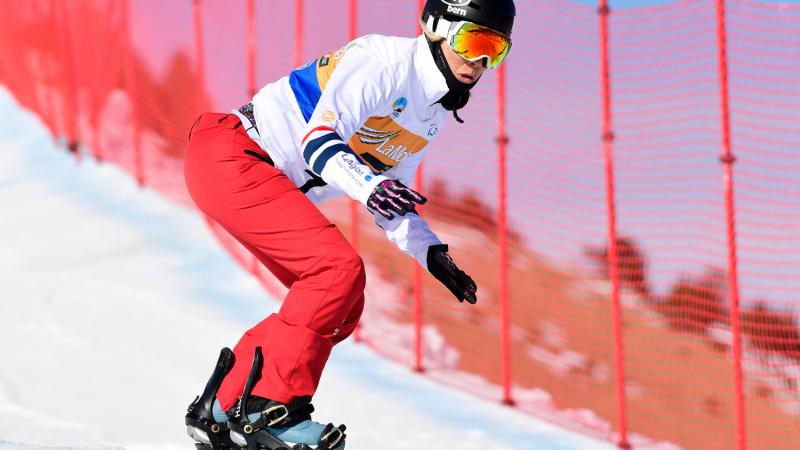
184,1,516,448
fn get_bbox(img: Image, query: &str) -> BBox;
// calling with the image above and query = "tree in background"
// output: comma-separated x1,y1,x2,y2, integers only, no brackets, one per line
742,302,800,363
584,236,650,299
660,267,728,335
158,51,205,157
426,178,523,245
129,50,205,159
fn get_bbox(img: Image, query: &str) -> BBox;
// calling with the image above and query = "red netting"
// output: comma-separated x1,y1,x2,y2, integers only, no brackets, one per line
727,2,800,448
612,2,735,447
1,1,798,449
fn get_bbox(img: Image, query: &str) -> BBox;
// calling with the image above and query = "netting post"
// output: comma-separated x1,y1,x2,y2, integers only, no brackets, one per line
51,0,62,140
57,0,80,160
246,0,257,98
89,4,102,162
193,0,206,113
715,1,747,449
497,63,514,406
294,0,304,68
346,0,364,344
43,2,60,142
598,3,630,449
122,0,144,187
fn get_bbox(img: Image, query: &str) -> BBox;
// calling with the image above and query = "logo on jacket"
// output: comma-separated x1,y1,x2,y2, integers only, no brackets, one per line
321,111,336,122
392,97,408,119
356,126,411,165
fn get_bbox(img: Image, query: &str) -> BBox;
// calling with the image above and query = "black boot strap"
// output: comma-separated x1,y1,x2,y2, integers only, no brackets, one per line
318,424,346,450
244,401,314,432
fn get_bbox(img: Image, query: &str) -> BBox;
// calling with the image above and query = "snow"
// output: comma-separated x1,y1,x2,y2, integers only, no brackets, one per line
0,85,615,450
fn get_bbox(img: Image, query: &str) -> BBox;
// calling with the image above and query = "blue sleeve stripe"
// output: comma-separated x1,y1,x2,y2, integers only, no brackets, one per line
289,61,322,123
303,133,343,164
312,143,353,175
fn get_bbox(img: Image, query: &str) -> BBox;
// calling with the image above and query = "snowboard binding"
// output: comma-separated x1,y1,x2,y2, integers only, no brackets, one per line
228,347,346,450
186,347,241,450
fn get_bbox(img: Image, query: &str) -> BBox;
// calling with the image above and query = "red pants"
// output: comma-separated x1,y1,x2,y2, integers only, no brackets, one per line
184,113,366,410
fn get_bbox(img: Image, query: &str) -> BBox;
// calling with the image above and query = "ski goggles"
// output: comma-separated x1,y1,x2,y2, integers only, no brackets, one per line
446,21,512,69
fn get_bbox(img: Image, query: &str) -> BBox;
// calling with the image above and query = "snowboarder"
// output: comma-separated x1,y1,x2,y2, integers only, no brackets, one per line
183,1,515,448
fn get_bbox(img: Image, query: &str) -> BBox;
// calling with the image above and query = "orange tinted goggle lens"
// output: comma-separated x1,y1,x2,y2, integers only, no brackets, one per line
450,23,511,69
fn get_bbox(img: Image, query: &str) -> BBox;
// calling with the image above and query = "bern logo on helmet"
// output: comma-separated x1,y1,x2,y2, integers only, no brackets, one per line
441,0,470,6
446,5,468,16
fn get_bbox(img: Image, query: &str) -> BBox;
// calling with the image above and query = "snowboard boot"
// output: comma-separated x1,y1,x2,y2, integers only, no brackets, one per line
186,347,242,450
228,347,346,450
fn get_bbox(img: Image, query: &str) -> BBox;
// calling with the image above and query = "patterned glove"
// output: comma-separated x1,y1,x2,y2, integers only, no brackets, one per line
427,244,478,304
367,180,427,220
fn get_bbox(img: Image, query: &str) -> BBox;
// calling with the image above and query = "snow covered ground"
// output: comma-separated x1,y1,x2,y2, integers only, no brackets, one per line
0,86,615,450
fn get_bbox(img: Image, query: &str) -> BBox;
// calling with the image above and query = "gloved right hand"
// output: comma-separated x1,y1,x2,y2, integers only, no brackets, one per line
367,179,427,220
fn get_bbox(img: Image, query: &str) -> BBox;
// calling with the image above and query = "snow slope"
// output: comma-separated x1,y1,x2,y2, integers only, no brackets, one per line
0,86,614,450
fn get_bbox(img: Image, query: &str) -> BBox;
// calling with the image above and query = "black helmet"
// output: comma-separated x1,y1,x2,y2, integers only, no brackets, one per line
422,0,516,37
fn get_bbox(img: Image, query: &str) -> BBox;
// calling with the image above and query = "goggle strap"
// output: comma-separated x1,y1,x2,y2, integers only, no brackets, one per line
425,14,453,39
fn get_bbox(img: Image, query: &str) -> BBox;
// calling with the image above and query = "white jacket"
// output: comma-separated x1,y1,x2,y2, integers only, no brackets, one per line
235,34,451,270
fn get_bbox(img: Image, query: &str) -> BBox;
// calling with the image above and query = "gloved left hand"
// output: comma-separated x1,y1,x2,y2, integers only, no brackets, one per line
427,244,478,304
367,179,427,220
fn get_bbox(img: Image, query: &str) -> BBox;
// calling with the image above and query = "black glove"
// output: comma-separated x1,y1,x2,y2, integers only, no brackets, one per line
427,244,477,304
367,179,427,220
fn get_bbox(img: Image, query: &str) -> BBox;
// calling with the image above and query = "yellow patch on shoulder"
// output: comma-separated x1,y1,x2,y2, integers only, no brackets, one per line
316,50,343,90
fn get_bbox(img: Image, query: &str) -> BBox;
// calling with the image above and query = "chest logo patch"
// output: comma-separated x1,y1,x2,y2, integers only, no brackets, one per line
392,97,408,119
349,116,430,174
